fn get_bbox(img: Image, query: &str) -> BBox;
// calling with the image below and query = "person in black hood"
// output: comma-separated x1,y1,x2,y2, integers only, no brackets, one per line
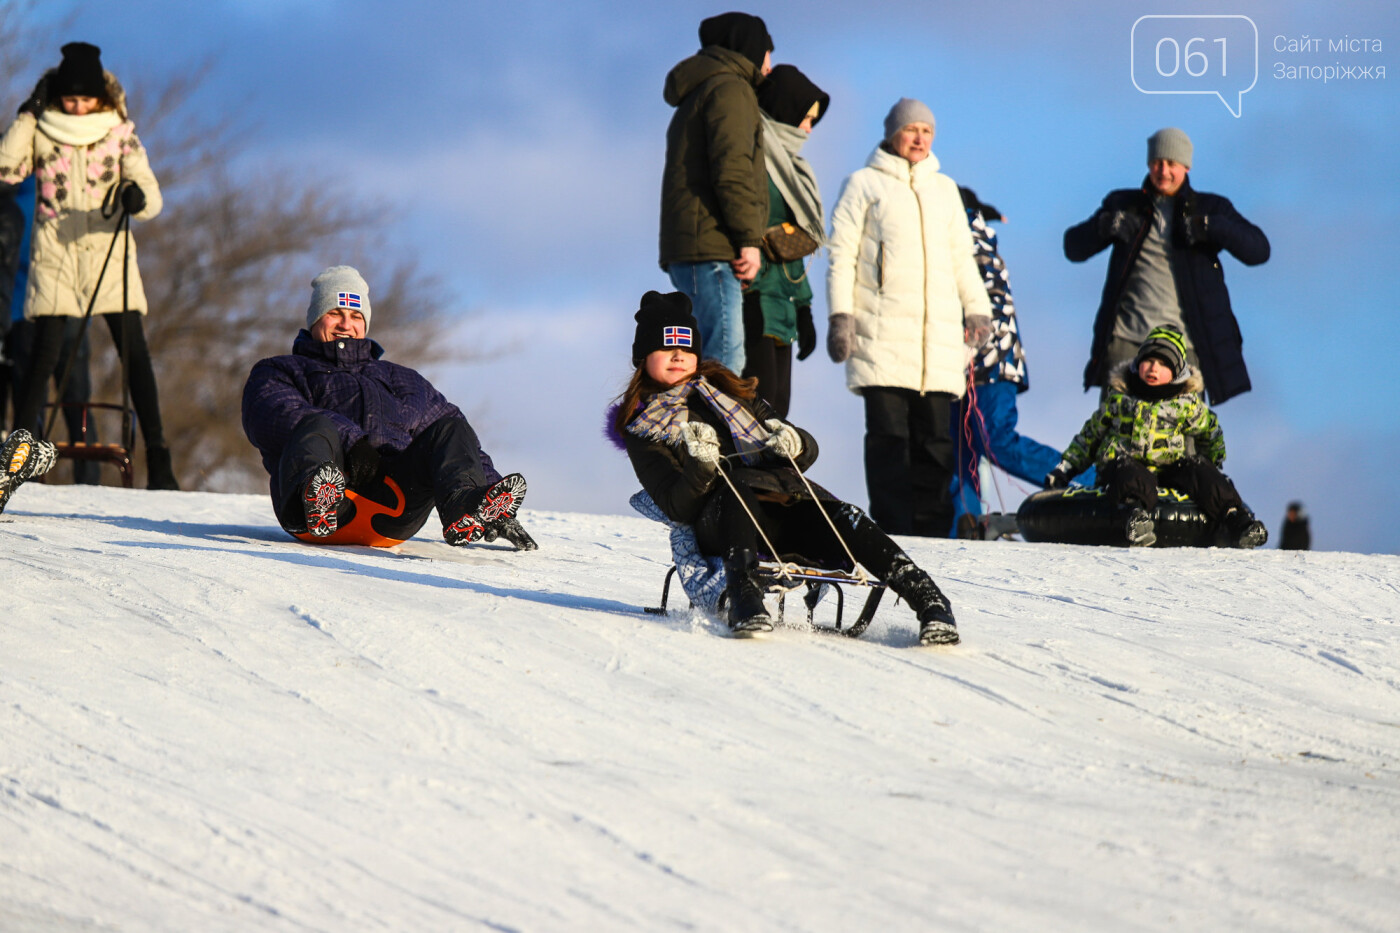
740,63,829,418
659,12,774,377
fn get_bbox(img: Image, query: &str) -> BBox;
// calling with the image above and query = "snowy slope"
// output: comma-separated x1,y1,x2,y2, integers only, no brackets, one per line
2,484,1398,932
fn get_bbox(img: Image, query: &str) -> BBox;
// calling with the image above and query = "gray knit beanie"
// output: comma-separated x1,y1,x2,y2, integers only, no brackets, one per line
883,97,936,144
306,265,371,332
1147,127,1193,169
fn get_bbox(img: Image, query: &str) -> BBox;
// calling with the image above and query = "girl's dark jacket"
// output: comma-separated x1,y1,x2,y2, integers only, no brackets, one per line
242,330,497,482
1063,176,1269,405
620,391,828,533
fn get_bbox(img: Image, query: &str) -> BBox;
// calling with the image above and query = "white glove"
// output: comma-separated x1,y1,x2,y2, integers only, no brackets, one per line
680,421,721,467
763,419,802,460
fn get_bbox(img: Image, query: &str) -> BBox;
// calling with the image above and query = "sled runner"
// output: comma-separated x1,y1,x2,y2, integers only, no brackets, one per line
631,489,886,638
644,560,887,638
1017,486,1229,548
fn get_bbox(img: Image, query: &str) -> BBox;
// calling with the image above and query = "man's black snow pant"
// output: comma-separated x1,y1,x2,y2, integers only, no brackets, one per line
274,413,495,538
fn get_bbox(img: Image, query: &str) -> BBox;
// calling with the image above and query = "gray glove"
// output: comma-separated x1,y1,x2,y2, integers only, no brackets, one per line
762,419,802,460
680,421,721,467
827,313,854,363
964,314,992,349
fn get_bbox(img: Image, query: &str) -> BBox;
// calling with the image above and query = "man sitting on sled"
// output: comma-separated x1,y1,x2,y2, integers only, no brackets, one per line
241,265,535,550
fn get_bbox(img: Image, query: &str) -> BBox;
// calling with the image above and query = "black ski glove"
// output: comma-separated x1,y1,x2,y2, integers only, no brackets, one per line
17,75,48,118
119,183,146,215
483,516,539,551
1096,209,1143,245
1181,196,1210,247
795,306,816,361
344,436,382,489
1044,464,1072,489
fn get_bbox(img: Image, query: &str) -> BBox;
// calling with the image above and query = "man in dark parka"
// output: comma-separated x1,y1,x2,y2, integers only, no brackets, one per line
1064,128,1270,405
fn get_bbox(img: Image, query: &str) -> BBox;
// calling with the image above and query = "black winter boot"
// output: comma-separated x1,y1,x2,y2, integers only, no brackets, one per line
886,555,959,646
0,430,58,515
1124,501,1156,547
723,548,773,637
146,445,180,490
1223,508,1268,549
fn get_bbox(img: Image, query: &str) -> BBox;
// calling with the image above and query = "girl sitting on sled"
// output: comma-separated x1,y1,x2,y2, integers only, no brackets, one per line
610,290,961,644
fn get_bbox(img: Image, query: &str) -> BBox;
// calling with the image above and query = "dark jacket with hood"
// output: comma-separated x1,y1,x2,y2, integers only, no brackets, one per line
1063,176,1269,405
242,330,497,484
659,46,767,267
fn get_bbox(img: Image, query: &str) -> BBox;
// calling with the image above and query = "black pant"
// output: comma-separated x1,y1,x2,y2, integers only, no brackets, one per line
741,294,793,419
12,312,167,452
861,386,955,537
697,478,908,579
1099,456,1245,521
7,318,101,483
274,413,493,537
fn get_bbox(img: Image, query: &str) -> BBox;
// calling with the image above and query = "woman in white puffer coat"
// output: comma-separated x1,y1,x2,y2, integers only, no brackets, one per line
0,42,177,489
825,98,991,537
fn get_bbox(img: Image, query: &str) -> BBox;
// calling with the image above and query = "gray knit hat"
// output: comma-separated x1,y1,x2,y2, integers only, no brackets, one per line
306,265,371,332
1147,127,1193,169
883,97,936,143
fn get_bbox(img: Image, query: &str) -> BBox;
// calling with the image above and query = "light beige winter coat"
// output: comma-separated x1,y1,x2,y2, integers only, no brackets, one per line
825,145,989,396
0,73,161,318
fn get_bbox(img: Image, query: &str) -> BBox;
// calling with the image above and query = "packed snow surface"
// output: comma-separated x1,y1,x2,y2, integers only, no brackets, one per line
2,484,1398,932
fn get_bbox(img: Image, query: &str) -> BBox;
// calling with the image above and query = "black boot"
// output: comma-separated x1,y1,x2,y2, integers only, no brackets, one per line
723,548,773,637
886,555,959,646
1223,508,1268,549
1123,500,1156,547
146,445,180,490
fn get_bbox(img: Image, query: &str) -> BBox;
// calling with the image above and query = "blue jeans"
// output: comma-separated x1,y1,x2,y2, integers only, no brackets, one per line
667,260,745,373
951,380,1094,529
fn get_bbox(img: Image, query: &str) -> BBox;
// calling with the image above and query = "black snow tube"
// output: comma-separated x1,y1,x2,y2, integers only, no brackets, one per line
1016,487,1230,548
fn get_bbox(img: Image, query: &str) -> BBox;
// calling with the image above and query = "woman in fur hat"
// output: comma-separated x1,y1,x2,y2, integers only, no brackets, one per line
612,290,961,644
0,42,177,489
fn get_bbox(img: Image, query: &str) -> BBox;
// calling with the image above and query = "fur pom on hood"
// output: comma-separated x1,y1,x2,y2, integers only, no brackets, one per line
603,402,629,453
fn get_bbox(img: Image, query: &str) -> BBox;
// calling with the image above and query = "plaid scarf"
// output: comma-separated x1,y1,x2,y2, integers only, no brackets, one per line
626,377,772,465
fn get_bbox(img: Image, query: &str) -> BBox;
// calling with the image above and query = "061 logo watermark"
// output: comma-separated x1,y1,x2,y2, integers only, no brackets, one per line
1132,15,1259,117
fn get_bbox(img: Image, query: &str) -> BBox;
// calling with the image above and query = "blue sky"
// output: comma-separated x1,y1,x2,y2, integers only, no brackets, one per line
36,0,1400,552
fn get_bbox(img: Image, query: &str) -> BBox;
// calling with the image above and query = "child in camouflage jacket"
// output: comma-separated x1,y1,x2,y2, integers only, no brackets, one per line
1044,326,1267,548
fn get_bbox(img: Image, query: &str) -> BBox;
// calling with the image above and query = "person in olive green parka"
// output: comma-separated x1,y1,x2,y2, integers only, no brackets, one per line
659,12,773,375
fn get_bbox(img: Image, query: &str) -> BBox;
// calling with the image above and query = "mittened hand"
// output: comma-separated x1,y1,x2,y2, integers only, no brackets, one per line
827,313,854,363
17,75,48,118
762,419,802,460
1097,209,1143,244
1183,213,1210,247
1044,464,1072,489
483,516,539,551
964,314,993,349
344,436,382,489
120,183,146,215
680,421,721,467
795,306,817,361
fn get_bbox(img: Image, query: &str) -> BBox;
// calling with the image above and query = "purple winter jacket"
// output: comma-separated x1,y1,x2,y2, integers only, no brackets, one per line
241,330,497,481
